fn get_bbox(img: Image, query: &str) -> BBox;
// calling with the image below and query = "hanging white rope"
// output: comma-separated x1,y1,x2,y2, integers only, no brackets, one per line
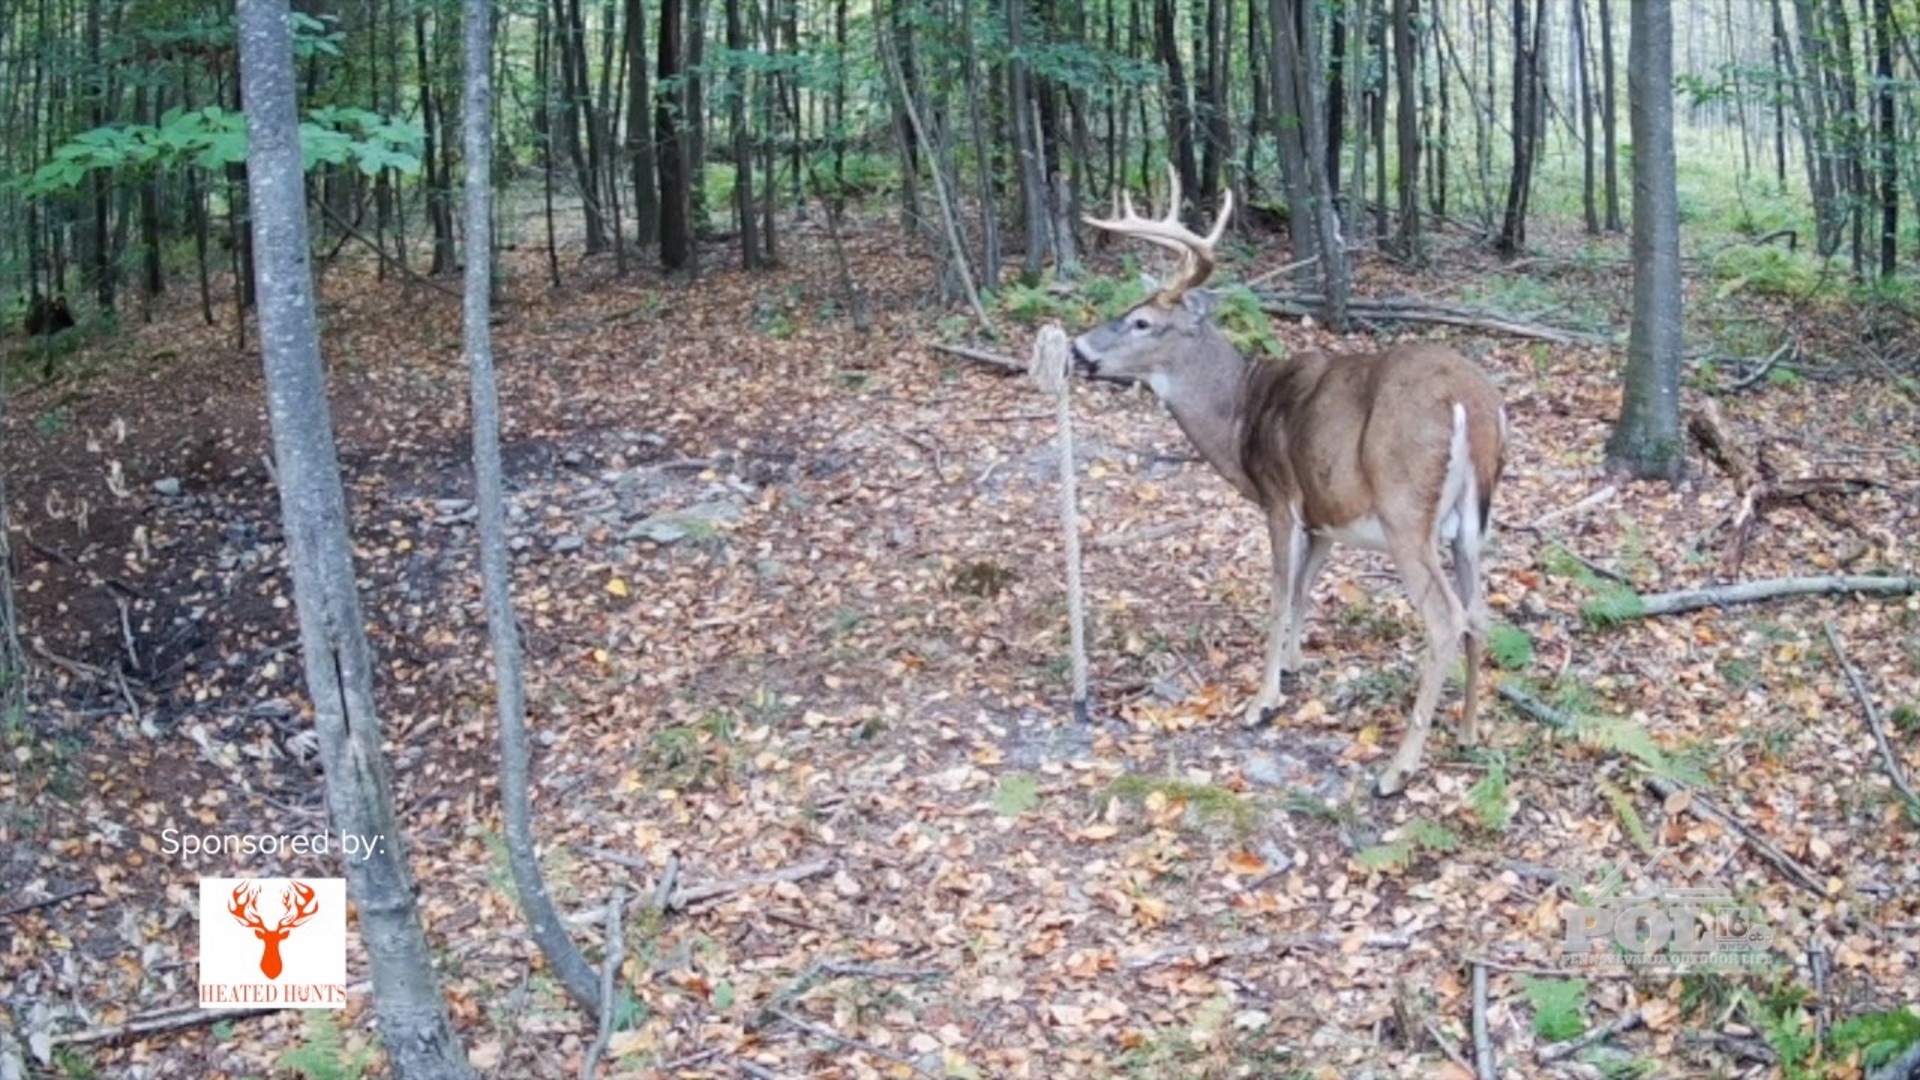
1031,325,1089,722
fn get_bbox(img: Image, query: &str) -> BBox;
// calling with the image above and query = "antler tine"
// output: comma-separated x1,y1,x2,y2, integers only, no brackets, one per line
1082,162,1234,304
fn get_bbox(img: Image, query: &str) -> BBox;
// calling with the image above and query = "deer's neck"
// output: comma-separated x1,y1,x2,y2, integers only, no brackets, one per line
1153,329,1263,502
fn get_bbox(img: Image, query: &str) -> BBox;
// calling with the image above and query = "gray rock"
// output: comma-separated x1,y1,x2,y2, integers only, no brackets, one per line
153,477,183,497
625,500,742,545
551,534,585,554
434,498,472,515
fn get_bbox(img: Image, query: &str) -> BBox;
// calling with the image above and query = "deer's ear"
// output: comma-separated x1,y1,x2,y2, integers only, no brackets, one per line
1182,288,1217,318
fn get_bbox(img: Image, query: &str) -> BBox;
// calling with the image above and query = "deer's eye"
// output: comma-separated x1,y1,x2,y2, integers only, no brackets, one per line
1128,315,1153,332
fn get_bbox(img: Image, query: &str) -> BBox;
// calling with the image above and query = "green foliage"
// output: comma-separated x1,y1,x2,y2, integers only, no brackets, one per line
992,773,1041,817
1520,977,1589,1042
1356,816,1460,872
1486,625,1534,670
1101,773,1257,831
1597,777,1652,852
1829,1007,1920,1069
276,1012,377,1080
1213,283,1283,357
1892,703,1920,734
1468,761,1511,832
21,106,422,196
1709,243,1822,300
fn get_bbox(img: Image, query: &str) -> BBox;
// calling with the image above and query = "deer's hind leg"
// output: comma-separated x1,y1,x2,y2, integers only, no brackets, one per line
1374,537,1468,797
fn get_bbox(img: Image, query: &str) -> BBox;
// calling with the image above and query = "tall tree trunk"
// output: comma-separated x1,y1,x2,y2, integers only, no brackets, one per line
1010,0,1052,275
727,0,759,266
1497,0,1537,252
1598,0,1620,228
1393,0,1421,257
234,4,477,1074
1873,0,1896,276
657,0,694,267
1326,0,1347,203
458,0,605,1019
1156,0,1199,200
625,0,660,245
1606,0,1684,481
1574,0,1599,233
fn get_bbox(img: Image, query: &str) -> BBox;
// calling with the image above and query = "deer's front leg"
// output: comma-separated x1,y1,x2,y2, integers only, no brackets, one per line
1244,510,1305,726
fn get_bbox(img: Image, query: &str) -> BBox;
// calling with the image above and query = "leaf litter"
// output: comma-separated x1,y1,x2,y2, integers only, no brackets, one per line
1,215,1917,1078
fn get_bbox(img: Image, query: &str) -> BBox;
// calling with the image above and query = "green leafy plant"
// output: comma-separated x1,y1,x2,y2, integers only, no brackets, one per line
1487,625,1534,670
1520,976,1589,1042
993,773,1041,817
1355,817,1461,872
1101,774,1257,831
1468,760,1512,832
1830,1007,1920,1069
276,1012,377,1080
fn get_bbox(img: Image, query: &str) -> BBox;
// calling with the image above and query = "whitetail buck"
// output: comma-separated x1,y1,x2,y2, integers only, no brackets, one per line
1073,168,1507,795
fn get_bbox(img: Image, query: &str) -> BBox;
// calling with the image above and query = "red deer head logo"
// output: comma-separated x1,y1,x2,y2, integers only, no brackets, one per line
227,881,320,980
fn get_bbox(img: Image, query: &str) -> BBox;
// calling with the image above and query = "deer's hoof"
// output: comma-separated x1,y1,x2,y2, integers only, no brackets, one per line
1242,698,1280,728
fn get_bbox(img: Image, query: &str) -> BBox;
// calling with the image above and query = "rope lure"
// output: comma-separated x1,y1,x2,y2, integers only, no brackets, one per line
1030,324,1090,724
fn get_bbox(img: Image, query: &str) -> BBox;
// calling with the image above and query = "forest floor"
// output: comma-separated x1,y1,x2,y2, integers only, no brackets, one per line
3,210,1919,1080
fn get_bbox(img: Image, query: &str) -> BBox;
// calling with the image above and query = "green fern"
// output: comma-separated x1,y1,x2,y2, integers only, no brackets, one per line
1355,839,1417,872
1597,777,1653,853
1581,582,1647,627
1487,625,1535,670
1468,761,1512,832
1404,818,1462,852
1830,1007,1920,1069
1520,976,1589,1042
276,1013,376,1080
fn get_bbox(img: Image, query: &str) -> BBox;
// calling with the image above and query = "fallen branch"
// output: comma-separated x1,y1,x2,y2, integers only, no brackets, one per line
1122,931,1411,970
1644,775,1826,895
1525,484,1617,530
669,860,832,911
581,885,628,1080
766,1008,940,1079
1726,340,1796,392
1536,1009,1644,1064
1472,963,1496,1080
1687,401,1879,573
932,342,1025,374
54,982,372,1046
316,202,462,299
1626,576,1919,619
1823,622,1920,810
1425,1017,1478,1077
1500,685,1825,895
1091,515,1205,549
0,882,95,920
1257,291,1611,346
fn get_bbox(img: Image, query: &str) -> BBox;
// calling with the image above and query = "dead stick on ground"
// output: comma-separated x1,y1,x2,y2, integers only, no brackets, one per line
1536,1010,1644,1064
1123,932,1411,970
669,860,832,910
53,982,373,1046
1621,575,1920,619
1823,622,1920,810
767,1008,940,1080
0,882,96,919
581,885,627,1080
1643,776,1825,895
1426,1017,1478,1076
316,203,463,299
1525,484,1618,530
932,342,1027,373
1471,963,1496,1080
1500,685,1826,895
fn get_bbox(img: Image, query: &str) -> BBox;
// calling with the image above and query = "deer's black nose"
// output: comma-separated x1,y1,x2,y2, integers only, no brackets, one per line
1071,342,1098,375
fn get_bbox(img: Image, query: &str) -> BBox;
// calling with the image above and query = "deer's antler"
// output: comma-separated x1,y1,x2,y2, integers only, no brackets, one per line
1083,163,1235,306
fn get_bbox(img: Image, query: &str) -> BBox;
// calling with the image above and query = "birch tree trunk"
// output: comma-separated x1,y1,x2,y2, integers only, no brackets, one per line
235,3,474,1075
